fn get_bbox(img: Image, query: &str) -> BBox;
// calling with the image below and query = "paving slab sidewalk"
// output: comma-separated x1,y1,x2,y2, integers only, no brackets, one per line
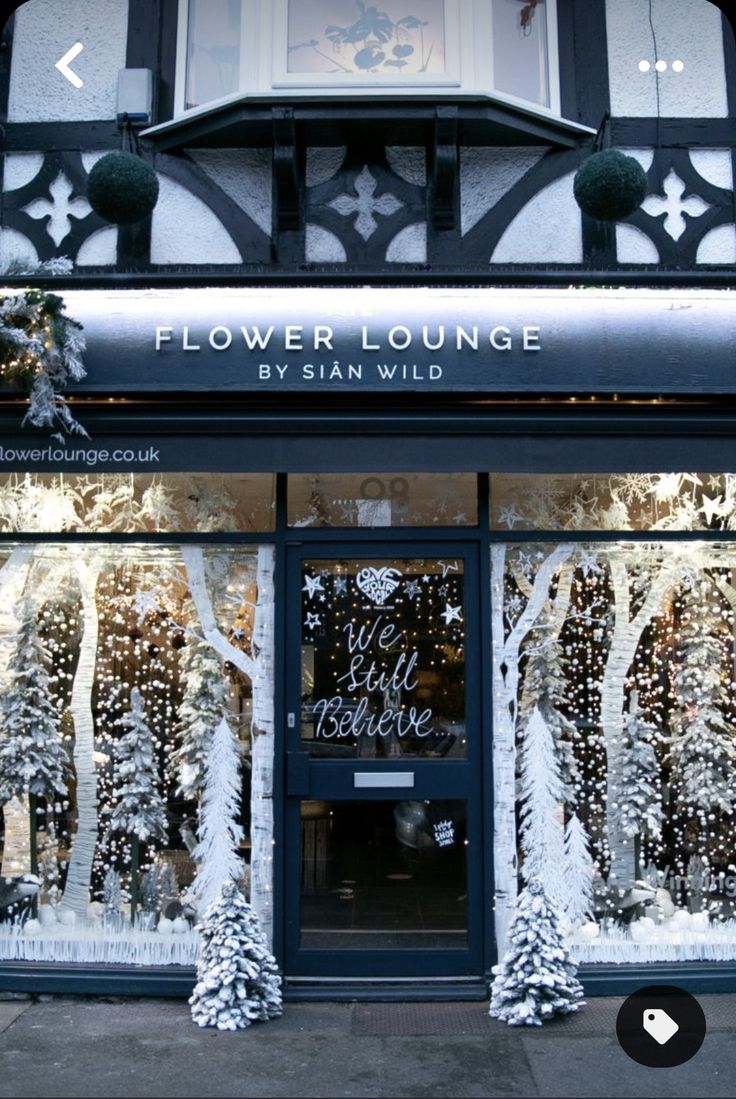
0,996,733,1099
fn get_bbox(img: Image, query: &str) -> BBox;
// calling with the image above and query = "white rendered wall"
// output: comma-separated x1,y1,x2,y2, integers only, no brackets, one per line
460,148,546,236
8,0,128,122
606,0,728,117
491,172,583,264
150,175,242,264
188,149,273,237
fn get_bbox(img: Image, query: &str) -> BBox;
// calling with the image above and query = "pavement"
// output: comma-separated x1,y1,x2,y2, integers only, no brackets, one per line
0,994,734,1098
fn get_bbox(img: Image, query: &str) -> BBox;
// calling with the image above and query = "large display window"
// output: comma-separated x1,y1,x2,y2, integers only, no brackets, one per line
491,483,736,962
0,540,275,965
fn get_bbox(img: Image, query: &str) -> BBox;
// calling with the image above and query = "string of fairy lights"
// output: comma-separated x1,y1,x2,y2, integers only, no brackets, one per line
510,545,736,928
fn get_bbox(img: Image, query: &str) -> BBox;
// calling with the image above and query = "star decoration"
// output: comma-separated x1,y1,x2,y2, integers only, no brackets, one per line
422,574,430,583
302,574,325,599
334,575,348,595
305,612,322,630
438,584,448,596
442,603,463,625
405,579,421,599
131,589,161,624
577,548,603,577
498,506,524,530
438,560,460,578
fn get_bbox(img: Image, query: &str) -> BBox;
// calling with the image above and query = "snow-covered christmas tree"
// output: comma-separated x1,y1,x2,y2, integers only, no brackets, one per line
610,692,663,870
192,716,244,915
190,880,282,1031
0,597,68,806
519,632,580,802
172,636,229,800
107,688,168,845
562,813,596,928
490,878,585,1026
107,688,168,921
519,707,566,909
669,576,736,821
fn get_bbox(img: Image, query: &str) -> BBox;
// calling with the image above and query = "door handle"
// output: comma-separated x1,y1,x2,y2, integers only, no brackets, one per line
353,772,415,789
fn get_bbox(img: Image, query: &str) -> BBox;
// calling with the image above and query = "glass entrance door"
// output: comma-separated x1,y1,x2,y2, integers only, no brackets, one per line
284,544,483,978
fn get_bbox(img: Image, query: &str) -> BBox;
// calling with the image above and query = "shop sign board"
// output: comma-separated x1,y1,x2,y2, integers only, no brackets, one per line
22,286,736,396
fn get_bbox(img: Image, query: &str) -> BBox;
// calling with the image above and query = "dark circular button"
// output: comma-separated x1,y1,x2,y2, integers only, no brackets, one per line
616,985,706,1068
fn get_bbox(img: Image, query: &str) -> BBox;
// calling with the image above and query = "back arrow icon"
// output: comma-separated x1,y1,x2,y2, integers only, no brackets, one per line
55,42,84,88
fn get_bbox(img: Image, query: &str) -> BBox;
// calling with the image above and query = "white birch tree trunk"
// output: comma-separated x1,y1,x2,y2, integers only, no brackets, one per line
180,545,276,944
60,559,101,919
491,543,574,955
600,556,680,891
0,547,36,878
1,797,31,877
249,546,275,943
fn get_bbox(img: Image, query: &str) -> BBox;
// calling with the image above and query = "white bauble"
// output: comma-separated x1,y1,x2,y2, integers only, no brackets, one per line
86,901,105,922
691,911,709,930
157,918,174,935
630,916,656,942
57,909,76,927
671,909,692,928
577,921,600,941
172,917,189,934
654,888,676,917
23,919,41,937
37,905,58,927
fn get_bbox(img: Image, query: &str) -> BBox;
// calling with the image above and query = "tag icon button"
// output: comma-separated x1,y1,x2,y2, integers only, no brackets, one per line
643,1008,679,1046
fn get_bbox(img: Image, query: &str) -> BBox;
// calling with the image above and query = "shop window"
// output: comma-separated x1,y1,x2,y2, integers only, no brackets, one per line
0,473,275,534
288,473,477,528
178,0,558,114
490,472,736,532
492,538,736,962
0,541,275,965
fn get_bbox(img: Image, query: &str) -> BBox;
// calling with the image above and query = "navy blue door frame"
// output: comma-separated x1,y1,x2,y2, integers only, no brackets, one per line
282,540,486,980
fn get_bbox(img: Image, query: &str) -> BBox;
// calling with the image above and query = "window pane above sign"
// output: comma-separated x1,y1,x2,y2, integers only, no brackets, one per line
0,473,275,533
286,0,449,78
490,472,736,532
184,0,243,110
288,473,477,528
492,0,550,109
176,0,559,112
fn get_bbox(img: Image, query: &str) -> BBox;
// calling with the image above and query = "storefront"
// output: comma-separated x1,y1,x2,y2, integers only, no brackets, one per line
1,283,736,998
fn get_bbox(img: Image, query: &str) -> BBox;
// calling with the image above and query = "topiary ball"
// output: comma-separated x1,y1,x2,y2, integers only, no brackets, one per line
573,150,648,222
87,152,159,225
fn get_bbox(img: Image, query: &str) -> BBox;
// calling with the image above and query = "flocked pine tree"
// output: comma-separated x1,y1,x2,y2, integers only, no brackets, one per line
190,880,282,1031
489,878,585,1026
609,692,663,878
172,635,230,800
519,707,566,910
0,597,68,809
192,716,245,915
107,688,168,921
519,633,581,802
669,575,736,823
562,813,596,928
103,868,124,929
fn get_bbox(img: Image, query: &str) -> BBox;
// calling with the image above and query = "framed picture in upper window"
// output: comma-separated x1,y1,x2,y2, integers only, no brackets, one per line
175,0,560,116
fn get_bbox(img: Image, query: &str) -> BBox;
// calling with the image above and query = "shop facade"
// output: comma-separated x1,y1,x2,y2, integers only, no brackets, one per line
1,0,736,998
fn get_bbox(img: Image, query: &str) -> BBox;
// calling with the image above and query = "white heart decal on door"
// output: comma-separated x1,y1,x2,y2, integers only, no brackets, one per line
355,566,402,605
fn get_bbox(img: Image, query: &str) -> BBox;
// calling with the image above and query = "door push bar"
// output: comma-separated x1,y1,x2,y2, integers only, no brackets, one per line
353,772,415,789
